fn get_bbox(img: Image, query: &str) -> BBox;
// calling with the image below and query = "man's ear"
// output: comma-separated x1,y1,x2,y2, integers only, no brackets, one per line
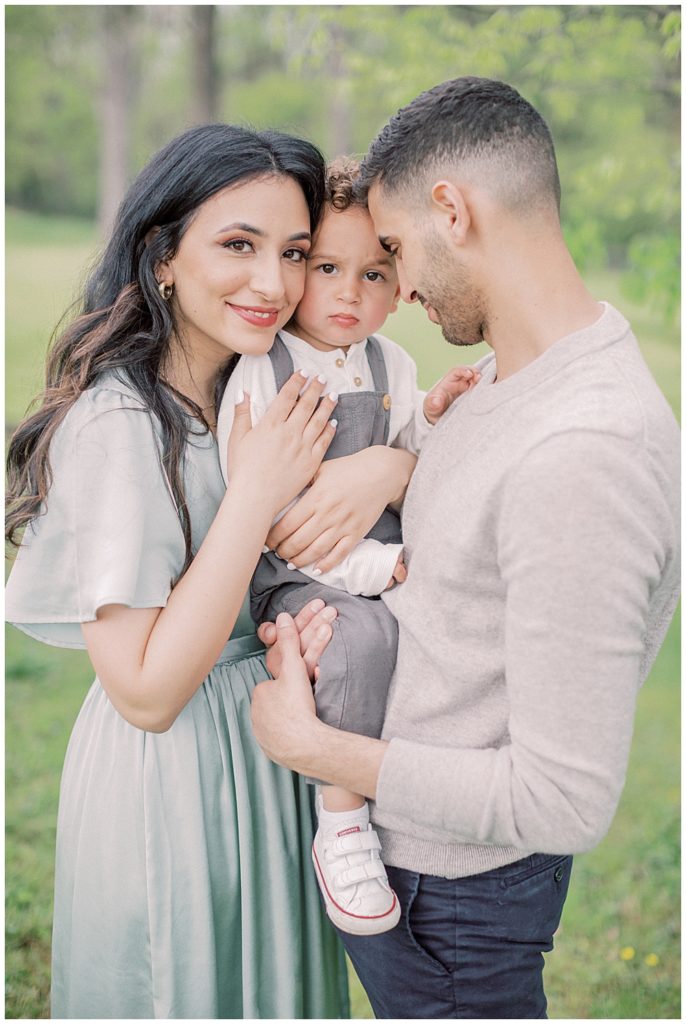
389,284,401,315
430,180,471,247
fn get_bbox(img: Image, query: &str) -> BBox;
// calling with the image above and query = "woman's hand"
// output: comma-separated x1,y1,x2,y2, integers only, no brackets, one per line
228,371,338,517
257,598,338,681
265,446,417,572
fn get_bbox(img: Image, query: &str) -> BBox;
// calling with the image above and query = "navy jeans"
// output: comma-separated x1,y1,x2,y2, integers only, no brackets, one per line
339,854,573,1019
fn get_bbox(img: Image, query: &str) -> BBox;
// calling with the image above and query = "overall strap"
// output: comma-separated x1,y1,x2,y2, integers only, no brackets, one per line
365,335,391,444
365,335,390,394
267,333,296,392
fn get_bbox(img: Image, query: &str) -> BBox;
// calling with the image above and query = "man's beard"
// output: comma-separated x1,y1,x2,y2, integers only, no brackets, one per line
420,230,486,347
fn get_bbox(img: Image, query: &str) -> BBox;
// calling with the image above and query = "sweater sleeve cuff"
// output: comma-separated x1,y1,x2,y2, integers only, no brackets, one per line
376,736,495,841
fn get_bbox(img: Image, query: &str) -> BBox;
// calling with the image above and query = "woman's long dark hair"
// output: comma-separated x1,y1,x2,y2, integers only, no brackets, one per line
6,124,326,575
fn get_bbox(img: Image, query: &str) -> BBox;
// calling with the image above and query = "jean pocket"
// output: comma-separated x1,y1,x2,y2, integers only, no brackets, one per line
501,853,571,888
405,873,454,976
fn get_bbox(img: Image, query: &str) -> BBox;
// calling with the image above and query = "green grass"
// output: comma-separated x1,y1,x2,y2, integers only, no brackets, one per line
5,212,681,1018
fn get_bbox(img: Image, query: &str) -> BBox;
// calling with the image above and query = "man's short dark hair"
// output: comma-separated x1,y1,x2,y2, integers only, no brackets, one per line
358,77,561,214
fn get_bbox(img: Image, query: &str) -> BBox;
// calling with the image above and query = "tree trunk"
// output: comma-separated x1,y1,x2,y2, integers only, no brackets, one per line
191,5,219,123
99,6,136,237
327,19,353,156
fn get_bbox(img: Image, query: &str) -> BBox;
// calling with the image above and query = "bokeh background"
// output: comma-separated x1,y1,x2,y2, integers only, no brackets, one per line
5,4,680,1019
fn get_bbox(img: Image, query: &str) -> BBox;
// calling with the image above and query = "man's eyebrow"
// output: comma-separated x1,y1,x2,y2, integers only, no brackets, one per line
215,223,311,243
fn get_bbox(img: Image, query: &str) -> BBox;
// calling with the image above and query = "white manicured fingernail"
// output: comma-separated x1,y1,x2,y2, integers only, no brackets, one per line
297,369,308,378
312,568,322,577
234,390,244,404
286,561,296,570
330,418,338,429
317,374,327,383
262,545,270,553
328,391,338,401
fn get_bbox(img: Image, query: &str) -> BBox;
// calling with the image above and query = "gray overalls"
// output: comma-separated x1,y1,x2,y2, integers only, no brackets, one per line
251,332,401,742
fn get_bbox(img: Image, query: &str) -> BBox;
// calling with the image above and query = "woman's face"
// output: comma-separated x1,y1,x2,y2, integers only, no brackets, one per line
162,175,312,364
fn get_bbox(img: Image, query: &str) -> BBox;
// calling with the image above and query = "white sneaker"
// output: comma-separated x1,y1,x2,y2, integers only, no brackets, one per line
312,799,401,935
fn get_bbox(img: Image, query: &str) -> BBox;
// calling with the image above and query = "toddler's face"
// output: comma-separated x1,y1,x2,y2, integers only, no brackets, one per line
288,206,400,352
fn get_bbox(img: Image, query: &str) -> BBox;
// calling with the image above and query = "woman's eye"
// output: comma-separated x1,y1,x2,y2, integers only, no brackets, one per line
283,248,308,263
364,271,385,282
223,239,254,253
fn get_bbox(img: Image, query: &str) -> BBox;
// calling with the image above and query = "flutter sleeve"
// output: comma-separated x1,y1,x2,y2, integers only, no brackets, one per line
5,384,185,648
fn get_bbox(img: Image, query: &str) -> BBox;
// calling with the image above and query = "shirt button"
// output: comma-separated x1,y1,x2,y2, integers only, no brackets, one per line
383,394,392,410
354,376,362,387
335,358,345,368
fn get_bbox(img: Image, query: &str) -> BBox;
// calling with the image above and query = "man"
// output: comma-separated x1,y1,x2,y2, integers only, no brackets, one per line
250,77,680,1018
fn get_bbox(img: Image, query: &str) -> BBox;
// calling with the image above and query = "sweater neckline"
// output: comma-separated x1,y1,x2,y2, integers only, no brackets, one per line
468,302,630,414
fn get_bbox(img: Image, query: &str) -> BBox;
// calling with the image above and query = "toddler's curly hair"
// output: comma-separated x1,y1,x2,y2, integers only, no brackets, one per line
325,156,367,211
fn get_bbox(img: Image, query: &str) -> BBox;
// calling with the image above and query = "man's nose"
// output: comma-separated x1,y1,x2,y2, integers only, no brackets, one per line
396,261,418,304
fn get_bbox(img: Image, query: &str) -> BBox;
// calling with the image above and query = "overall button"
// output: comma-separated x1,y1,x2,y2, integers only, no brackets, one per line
335,357,345,368
554,865,565,882
383,394,392,410
354,376,363,387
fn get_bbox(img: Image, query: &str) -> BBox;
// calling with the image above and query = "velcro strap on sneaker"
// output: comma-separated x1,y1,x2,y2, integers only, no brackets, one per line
333,830,382,855
334,859,387,889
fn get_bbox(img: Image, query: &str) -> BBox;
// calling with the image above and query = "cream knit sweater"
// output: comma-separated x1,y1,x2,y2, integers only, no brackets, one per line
374,303,680,878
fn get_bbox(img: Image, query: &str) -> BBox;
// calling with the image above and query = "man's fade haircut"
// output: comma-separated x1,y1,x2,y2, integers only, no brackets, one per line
358,77,561,215
325,156,367,212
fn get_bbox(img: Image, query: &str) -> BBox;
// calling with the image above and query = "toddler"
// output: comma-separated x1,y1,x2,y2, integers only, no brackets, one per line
217,158,478,935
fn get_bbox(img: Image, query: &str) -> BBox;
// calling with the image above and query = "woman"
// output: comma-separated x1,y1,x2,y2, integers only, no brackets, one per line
5,124,415,1018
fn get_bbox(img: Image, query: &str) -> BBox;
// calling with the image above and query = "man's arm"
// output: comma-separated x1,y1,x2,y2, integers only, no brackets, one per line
252,430,677,854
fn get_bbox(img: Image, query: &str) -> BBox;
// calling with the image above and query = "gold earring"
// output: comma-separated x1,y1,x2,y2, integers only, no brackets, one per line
158,281,173,300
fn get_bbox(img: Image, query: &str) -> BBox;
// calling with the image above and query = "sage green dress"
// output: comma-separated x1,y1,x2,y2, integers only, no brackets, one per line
5,373,349,1019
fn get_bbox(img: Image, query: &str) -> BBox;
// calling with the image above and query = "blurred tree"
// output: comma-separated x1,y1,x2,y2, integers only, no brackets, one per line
5,4,679,323
190,5,219,122
99,6,138,235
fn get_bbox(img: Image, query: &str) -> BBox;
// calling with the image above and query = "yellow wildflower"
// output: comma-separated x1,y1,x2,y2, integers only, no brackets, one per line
644,953,659,967
619,946,636,961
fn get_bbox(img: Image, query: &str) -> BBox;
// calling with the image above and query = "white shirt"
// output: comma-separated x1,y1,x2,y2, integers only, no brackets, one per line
216,330,433,596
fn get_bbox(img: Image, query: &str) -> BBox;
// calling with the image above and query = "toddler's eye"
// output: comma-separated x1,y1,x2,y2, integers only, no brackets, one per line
318,263,338,275
364,271,385,282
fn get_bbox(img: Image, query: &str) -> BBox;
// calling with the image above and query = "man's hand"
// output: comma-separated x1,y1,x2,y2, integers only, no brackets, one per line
423,366,481,424
257,598,337,681
251,613,326,772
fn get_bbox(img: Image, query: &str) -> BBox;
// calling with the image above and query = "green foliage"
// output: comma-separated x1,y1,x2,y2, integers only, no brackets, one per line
5,5,679,326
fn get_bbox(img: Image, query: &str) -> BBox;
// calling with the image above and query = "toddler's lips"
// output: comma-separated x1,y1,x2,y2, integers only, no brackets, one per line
329,314,360,327
228,304,280,328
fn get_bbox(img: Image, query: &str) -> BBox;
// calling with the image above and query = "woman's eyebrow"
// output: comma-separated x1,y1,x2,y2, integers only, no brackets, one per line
215,222,311,243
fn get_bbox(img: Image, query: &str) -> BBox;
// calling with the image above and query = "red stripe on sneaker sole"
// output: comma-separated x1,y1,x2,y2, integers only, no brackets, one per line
312,842,399,920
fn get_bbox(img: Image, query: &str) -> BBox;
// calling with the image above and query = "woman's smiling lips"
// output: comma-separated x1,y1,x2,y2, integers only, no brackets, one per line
228,303,281,328
329,314,360,327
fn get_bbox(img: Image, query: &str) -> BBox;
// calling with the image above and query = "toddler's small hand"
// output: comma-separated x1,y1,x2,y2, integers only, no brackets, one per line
385,554,407,590
424,366,481,424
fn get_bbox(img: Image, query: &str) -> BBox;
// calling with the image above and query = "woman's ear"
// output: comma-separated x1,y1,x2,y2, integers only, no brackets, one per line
430,180,471,247
144,226,173,288
144,225,161,247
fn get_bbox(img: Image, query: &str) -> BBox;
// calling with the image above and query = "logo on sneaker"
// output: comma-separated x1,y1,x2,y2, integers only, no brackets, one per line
337,825,362,837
